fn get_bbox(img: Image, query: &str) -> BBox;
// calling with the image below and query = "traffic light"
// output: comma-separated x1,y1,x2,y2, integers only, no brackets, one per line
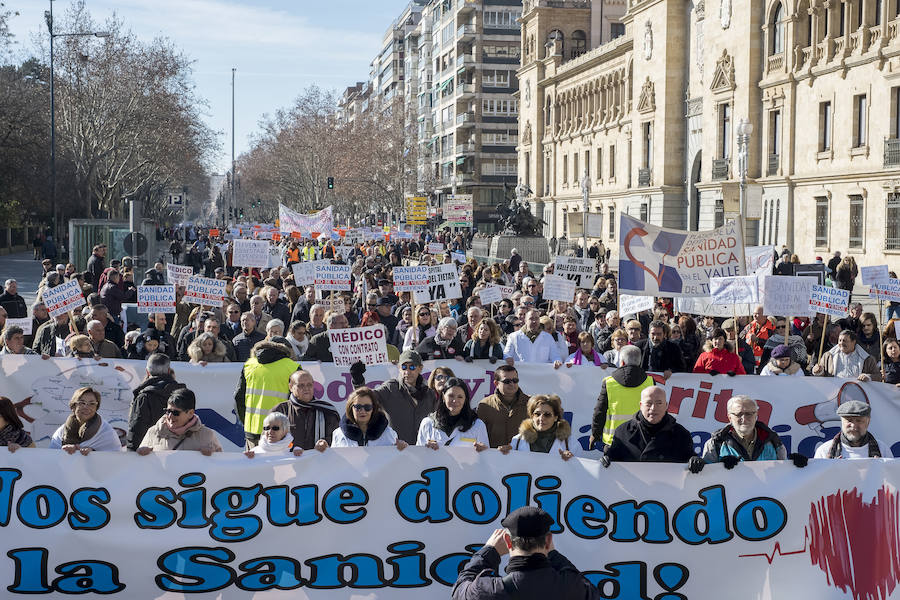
327,177,334,189
239,208,244,219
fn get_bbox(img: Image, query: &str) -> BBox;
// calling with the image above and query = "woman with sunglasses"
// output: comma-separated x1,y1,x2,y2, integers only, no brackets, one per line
136,389,222,455
427,366,457,397
417,377,489,451
505,395,574,460
331,388,408,449
403,304,437,351
49,387,122,454
245,411,303,457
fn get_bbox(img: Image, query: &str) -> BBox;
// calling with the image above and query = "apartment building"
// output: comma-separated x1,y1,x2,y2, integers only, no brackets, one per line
517,0,900,266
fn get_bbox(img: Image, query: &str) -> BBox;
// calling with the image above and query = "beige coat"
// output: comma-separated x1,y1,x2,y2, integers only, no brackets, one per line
139,415,223,452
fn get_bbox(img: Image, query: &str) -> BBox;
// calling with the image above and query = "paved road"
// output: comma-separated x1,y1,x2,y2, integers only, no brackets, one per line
0,250,45,308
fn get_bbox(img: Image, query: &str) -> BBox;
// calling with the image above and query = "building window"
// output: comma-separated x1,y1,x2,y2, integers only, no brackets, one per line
719,103,731,159
714,199,725,228
875,0,882,25
849,194,864,248
609,145,616,180
639,203,648,222
596,148,603,181
771,3,784,55
584,150,590,179
642,122,653,168
815,196,829,247
563,154,568,184
610,23,625,40
608,206,616,240
525,152,531,190
893,87,900,139
853,94,868,148
769,109,782,169
547,30,564,57
571,30,587,58
573,153,579,181
562,208,568,235
546,156,552,195
887,193,900,250
819,101,832,151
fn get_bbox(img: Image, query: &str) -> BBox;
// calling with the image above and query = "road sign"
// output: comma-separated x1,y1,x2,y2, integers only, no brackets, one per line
123,232,148,256
168,194,184,206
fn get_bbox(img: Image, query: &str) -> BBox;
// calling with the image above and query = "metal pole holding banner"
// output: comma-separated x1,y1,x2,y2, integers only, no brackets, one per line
580,170,590,259
817,314,829,366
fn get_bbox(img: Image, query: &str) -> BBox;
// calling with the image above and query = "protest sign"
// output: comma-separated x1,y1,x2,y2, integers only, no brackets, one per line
541,274,577,303
451,250,466,264
336,246,354,262
392,266,430,292
871,278,900,302
618,293,654,318
292,260,326,287
42,279,85,318
231,239,271,267
166,263,193,287
478,285,503,305
182,276,226,306
762,276,815,317
427,242,445,255
318,295,346,315
5,317,31,335
314,263,352,291
328,325,389,367
710,276,760,306
413,264,462,303
554,256,596,289
279,203,333,235
343,230,364,245
618,214,744,296
745,245,775,275
809,285,850,318
860,264,890,286
137,285,176,314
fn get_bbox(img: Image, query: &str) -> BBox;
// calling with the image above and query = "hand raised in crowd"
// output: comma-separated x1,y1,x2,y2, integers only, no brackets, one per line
486,528,509,556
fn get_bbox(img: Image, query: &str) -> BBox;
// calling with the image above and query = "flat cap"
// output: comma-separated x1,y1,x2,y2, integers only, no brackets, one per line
836,400,871,418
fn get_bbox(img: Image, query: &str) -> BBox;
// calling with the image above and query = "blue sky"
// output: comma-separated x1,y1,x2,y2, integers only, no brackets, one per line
4,0,413,171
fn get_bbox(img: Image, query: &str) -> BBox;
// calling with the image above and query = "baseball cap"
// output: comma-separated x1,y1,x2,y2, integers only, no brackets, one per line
398,349,422,367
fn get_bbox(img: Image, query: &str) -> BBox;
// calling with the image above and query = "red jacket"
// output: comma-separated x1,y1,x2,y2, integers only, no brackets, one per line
693,347,746,375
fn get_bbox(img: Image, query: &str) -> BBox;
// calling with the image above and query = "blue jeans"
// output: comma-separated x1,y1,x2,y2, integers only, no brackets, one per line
887,304,900,322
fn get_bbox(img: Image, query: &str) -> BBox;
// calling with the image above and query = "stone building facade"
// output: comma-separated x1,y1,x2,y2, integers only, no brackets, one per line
518,0,900,266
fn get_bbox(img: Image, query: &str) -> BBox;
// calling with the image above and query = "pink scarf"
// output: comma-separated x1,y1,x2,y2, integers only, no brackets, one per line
168,414,199,437
572,348,605,366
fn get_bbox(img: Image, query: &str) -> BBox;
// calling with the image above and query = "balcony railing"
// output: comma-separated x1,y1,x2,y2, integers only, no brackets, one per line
456,112,475,125
712,158,730,181
457,24,476,38
767,153,780,176
456,142,476,154
456,83,475,97
637,168,651,187
766,53,784,73
885,138,900,168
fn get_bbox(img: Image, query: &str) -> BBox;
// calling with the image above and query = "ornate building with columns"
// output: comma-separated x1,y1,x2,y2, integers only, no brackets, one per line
517,0,900,266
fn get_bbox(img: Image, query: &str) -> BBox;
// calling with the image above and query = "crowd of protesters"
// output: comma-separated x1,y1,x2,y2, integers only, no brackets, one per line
0,226,896,465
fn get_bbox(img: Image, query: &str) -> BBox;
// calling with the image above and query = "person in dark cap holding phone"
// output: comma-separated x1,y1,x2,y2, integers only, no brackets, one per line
451,506,601,599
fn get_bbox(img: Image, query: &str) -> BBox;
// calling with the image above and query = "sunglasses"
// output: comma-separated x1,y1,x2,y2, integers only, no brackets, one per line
522,301,535,305
418,312,430,317
164,408,183,417
499,378,519,384
435,374,448,381
263,425,281,431
401,364,418,370
351,404,374,412
368,304,377,308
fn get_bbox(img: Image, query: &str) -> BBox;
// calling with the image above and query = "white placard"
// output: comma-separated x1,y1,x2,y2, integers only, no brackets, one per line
427,242,445,255
5,317,32,336
710,276,760,306
343,230,364,245
319,296,346,315
745,245,775,275
314,263,352,291
413,264,462,303
762,276,815,317
292,260,326,287
541,274,577,303
477,285,503,305
871,278,900,302
618,293,654,318
232,239,271,268
860,264,890,286
336,246,354,262
182,276,226,306
554,256,596,289
328,325,389,367
166,263,194,287
808,285,850,318
137,285,176,314
393,266,430,292
42,279,85,318
451,251,466,264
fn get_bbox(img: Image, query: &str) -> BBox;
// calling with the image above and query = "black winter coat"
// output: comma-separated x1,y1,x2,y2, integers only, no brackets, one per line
606,412,696,463
126,375,186,451
634,338,686,373
415,334,465,360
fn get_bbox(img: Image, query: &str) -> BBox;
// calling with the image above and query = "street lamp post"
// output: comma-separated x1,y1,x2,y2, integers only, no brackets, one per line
736,118,753,241
45,0,109,241
580,168,591,258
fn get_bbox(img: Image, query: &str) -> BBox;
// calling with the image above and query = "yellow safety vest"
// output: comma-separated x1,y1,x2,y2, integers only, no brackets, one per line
302,246,317,261
242,356,299,435
602,375,655,446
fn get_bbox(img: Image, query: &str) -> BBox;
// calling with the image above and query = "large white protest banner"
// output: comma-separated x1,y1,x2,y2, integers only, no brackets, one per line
231,239,270,268
279,203,333,236
392,266,430,292
165,263,194,287
137,285,176,314
42,279,85,318
541,274,577,303
860,264,890,286
710,276,760,306
618,293,654,318
763,276,815,317
809,285,850,318
182,276,226,306
314,263,352,291
413,264,461,303
0,448,898,599
871,278,900,302
618,214,744,297
328,325,389,367
2,356,899,460
5,317,31,336
554,256,596,289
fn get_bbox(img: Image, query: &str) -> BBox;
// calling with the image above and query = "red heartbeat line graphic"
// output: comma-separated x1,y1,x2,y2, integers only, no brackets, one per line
740,486,900,600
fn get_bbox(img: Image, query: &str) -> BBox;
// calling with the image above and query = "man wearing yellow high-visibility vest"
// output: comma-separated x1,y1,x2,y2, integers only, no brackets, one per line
234,338,301,448
589,345,655,451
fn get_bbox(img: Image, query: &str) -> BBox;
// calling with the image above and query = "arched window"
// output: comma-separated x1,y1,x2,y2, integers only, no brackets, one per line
571,30,587,58
547,29,564,57
770,3,784,55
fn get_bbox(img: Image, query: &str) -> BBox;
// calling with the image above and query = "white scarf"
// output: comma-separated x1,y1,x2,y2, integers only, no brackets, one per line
253,433,295,454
